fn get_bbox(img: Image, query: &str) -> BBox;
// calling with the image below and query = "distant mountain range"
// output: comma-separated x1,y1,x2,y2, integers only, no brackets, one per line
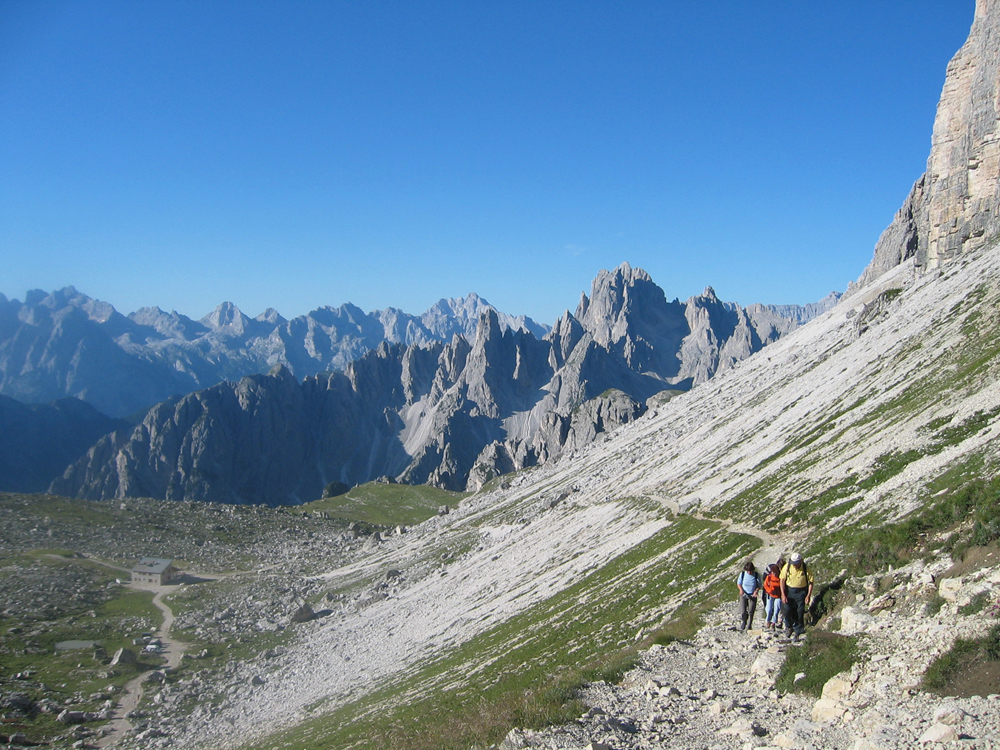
0,287,548,419
5,265,840,502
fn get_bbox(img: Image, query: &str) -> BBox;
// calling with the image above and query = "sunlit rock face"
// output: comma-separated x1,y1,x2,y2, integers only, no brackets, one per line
859,0,1000,286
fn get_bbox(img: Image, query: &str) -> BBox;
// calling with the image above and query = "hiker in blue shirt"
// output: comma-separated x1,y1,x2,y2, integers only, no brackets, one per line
735,561,762,631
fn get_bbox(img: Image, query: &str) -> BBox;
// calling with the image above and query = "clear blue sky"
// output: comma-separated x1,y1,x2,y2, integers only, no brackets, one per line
0,1,975,326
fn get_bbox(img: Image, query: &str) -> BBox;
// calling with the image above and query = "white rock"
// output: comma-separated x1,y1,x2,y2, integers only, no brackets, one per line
811,697,847,723
822,672,855,702
720,718,765,737
937,578,963,602
839,606,875,635
751,651,783,679
932,704,969,725
918,722,960,743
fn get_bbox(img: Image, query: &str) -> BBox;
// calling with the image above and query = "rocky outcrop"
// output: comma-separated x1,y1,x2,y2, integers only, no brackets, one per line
858,0,1000,286
52,265,810,500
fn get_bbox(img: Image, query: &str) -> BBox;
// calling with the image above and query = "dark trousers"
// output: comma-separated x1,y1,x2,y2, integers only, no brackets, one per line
782,587,808,635
739,593,757,630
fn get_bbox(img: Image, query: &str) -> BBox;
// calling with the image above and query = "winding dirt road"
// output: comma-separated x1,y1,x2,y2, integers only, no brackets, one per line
95,580,188,747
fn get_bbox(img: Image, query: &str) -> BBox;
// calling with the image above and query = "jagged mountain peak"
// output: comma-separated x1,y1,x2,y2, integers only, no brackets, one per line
697,286,719,302
256,307,286,325
26,286,120,325
201,301,251,333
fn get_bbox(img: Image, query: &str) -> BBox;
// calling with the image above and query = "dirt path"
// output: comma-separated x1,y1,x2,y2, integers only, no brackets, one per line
689,512,806,570
96,582,187,747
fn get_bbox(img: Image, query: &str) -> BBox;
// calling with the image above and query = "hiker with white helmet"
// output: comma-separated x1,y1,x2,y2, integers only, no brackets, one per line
779,552,814,640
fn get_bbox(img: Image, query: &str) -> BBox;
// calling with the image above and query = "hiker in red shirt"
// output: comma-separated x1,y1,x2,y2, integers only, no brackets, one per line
762,562,782,632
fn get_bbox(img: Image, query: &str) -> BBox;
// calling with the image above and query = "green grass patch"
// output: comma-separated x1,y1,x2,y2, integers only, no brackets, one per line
805,458,1000,575
0,581,164,744
926,596,947,617
298,482,469,526
924,623,1000,695
775,632,858,696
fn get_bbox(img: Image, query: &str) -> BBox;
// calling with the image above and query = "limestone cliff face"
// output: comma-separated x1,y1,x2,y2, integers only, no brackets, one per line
859,0,1000,285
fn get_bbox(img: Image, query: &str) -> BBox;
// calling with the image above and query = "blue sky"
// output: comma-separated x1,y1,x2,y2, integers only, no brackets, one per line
0,1,975,326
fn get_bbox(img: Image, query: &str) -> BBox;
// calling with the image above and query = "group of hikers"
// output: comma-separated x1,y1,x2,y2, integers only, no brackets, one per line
735,553,814,640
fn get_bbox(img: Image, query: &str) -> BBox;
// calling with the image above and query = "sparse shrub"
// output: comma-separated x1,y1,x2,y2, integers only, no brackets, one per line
985,623,1000,660
835,474,1000,576
925,596,947,617
322,481,350,498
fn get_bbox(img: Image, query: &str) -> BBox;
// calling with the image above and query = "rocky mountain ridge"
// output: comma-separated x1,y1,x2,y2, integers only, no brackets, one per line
49,264,827,500
0,395,128,493
0,287,549,419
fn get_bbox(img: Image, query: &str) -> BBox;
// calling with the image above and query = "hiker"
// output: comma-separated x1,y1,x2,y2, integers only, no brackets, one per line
780,552,814,640
773,555,787,629
735,561,762,631
762,562,782,631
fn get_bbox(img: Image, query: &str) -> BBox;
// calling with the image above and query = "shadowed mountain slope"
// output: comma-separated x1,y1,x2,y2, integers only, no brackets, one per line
0,395,128,493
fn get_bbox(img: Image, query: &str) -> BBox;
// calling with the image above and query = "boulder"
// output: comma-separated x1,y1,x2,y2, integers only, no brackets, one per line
290,603,315,623
109,647,136,667
932,704,969,725
811,697,848,723
938,578,963,602
839,606,875,635
720,718,766,737
821,672,856,702
57,709,89,724
918,723,960,743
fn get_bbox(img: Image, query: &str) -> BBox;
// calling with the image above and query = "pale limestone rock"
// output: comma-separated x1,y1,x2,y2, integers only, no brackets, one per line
812,697,848,723
822,672,856,702
720,718,765,737
751,651,784,681
856,0,1000,285
938,578,964,602
839,606,875,635
918,722,960,743
933,704,969,725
